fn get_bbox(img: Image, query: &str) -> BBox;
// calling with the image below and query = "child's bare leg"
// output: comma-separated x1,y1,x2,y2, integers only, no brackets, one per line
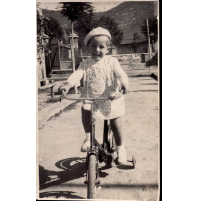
110,116,127,164
81,107,91,152
110,116,123,146
81,107,91,133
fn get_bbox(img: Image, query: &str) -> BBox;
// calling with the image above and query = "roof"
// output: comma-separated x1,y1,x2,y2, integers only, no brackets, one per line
120,38,148,45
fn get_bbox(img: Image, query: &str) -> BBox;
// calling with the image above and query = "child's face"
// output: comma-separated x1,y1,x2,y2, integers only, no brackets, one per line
88,35,110,61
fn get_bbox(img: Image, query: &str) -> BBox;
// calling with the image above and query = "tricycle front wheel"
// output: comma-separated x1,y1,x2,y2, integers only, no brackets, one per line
87,154,97,199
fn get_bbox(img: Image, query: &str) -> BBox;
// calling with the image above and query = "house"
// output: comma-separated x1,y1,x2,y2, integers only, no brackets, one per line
49,37,71,71
116,38,156,55
46,34,79,82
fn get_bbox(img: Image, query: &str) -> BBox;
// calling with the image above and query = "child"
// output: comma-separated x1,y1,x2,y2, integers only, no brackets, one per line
60,27,128,165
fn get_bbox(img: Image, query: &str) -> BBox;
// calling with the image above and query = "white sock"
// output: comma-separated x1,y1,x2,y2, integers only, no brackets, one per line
117,144,125,151
85,133,90,141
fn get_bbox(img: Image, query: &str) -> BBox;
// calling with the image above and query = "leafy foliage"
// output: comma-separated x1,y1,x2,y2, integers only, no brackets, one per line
37,10,50,64
37,9,65,64
58,2,94,59
92,16,123,46
59,2,93,22
140,16,158,42
73,12,95,49
74,16,123,51
73,17,124,57
146,53,158,66
46,17,65,41
41,2,155,45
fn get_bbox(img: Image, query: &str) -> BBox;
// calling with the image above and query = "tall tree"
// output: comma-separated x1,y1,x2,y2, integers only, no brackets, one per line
59,2,94,48
45,17,65,42
59,2,93,22
59,2,94,93
37,9,66,64
37,9,50,64
73,13,95,50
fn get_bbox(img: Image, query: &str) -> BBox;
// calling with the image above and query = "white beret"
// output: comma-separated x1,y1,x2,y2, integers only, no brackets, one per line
84,27,111,46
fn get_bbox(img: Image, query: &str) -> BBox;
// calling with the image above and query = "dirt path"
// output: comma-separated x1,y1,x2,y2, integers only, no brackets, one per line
38,66,159,200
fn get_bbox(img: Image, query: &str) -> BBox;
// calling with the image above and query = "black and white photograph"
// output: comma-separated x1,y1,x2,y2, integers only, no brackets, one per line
36,1,159,200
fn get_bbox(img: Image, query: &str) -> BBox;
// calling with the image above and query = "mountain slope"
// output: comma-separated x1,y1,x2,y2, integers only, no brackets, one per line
42,1,156,44
94,1,156,44
42,9,71,28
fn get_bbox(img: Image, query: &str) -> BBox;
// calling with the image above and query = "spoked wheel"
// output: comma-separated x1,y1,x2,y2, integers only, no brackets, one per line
87,154,97,199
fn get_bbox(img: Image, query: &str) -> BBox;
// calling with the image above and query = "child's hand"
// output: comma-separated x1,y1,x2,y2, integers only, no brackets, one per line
59,82,72,94
120,83,128,94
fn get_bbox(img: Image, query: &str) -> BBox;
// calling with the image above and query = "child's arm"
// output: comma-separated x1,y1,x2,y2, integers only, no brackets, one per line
59,69,84,93
113,58,129,94
66,69,84,87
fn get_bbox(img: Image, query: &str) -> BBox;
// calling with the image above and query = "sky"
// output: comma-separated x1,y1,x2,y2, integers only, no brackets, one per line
37,1,122,12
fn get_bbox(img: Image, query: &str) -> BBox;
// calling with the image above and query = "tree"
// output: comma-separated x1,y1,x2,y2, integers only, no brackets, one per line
73,12,95,50
37,9,50,64
58,3,123,56
45,17,65,42
92,16,123,46
59,2,93,22
59,2,94,93
59,2,94,49
140,16,158,42
37,9,65,64
74,16,123,55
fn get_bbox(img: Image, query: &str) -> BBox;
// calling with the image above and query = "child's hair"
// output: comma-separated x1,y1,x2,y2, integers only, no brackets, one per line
87,35,112,48
106,38,112,48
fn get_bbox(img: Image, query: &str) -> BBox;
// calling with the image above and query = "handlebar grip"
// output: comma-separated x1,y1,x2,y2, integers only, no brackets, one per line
61,89,68,99
108,89,124,100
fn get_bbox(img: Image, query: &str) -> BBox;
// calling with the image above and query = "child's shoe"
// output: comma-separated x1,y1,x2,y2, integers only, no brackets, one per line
117,145,127,165
80,133,91,152
81,139,90,152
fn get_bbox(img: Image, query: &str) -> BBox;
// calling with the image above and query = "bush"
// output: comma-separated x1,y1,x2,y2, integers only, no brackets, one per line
146,53,158,66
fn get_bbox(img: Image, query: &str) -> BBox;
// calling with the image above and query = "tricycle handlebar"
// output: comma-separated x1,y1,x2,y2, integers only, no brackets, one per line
61,89,124,101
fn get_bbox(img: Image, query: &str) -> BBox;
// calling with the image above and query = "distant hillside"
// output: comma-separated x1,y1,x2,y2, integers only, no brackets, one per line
94,1,156,44
42,1,157,44
42,9,71,28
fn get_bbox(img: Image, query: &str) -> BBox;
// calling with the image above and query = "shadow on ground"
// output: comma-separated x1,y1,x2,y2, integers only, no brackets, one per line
128,90,158,93
39,157,86,191
39,157,157,199
39,191,84,199
39,157,111,191
141,83,158,85
130,74,158,81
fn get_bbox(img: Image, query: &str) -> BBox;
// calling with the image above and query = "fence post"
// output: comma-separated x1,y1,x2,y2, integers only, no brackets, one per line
51,86,55,99
146,19,151,74
71,22,77,94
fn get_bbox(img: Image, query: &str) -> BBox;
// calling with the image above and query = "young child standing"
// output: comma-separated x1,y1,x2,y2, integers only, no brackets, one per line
60,27,128,165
